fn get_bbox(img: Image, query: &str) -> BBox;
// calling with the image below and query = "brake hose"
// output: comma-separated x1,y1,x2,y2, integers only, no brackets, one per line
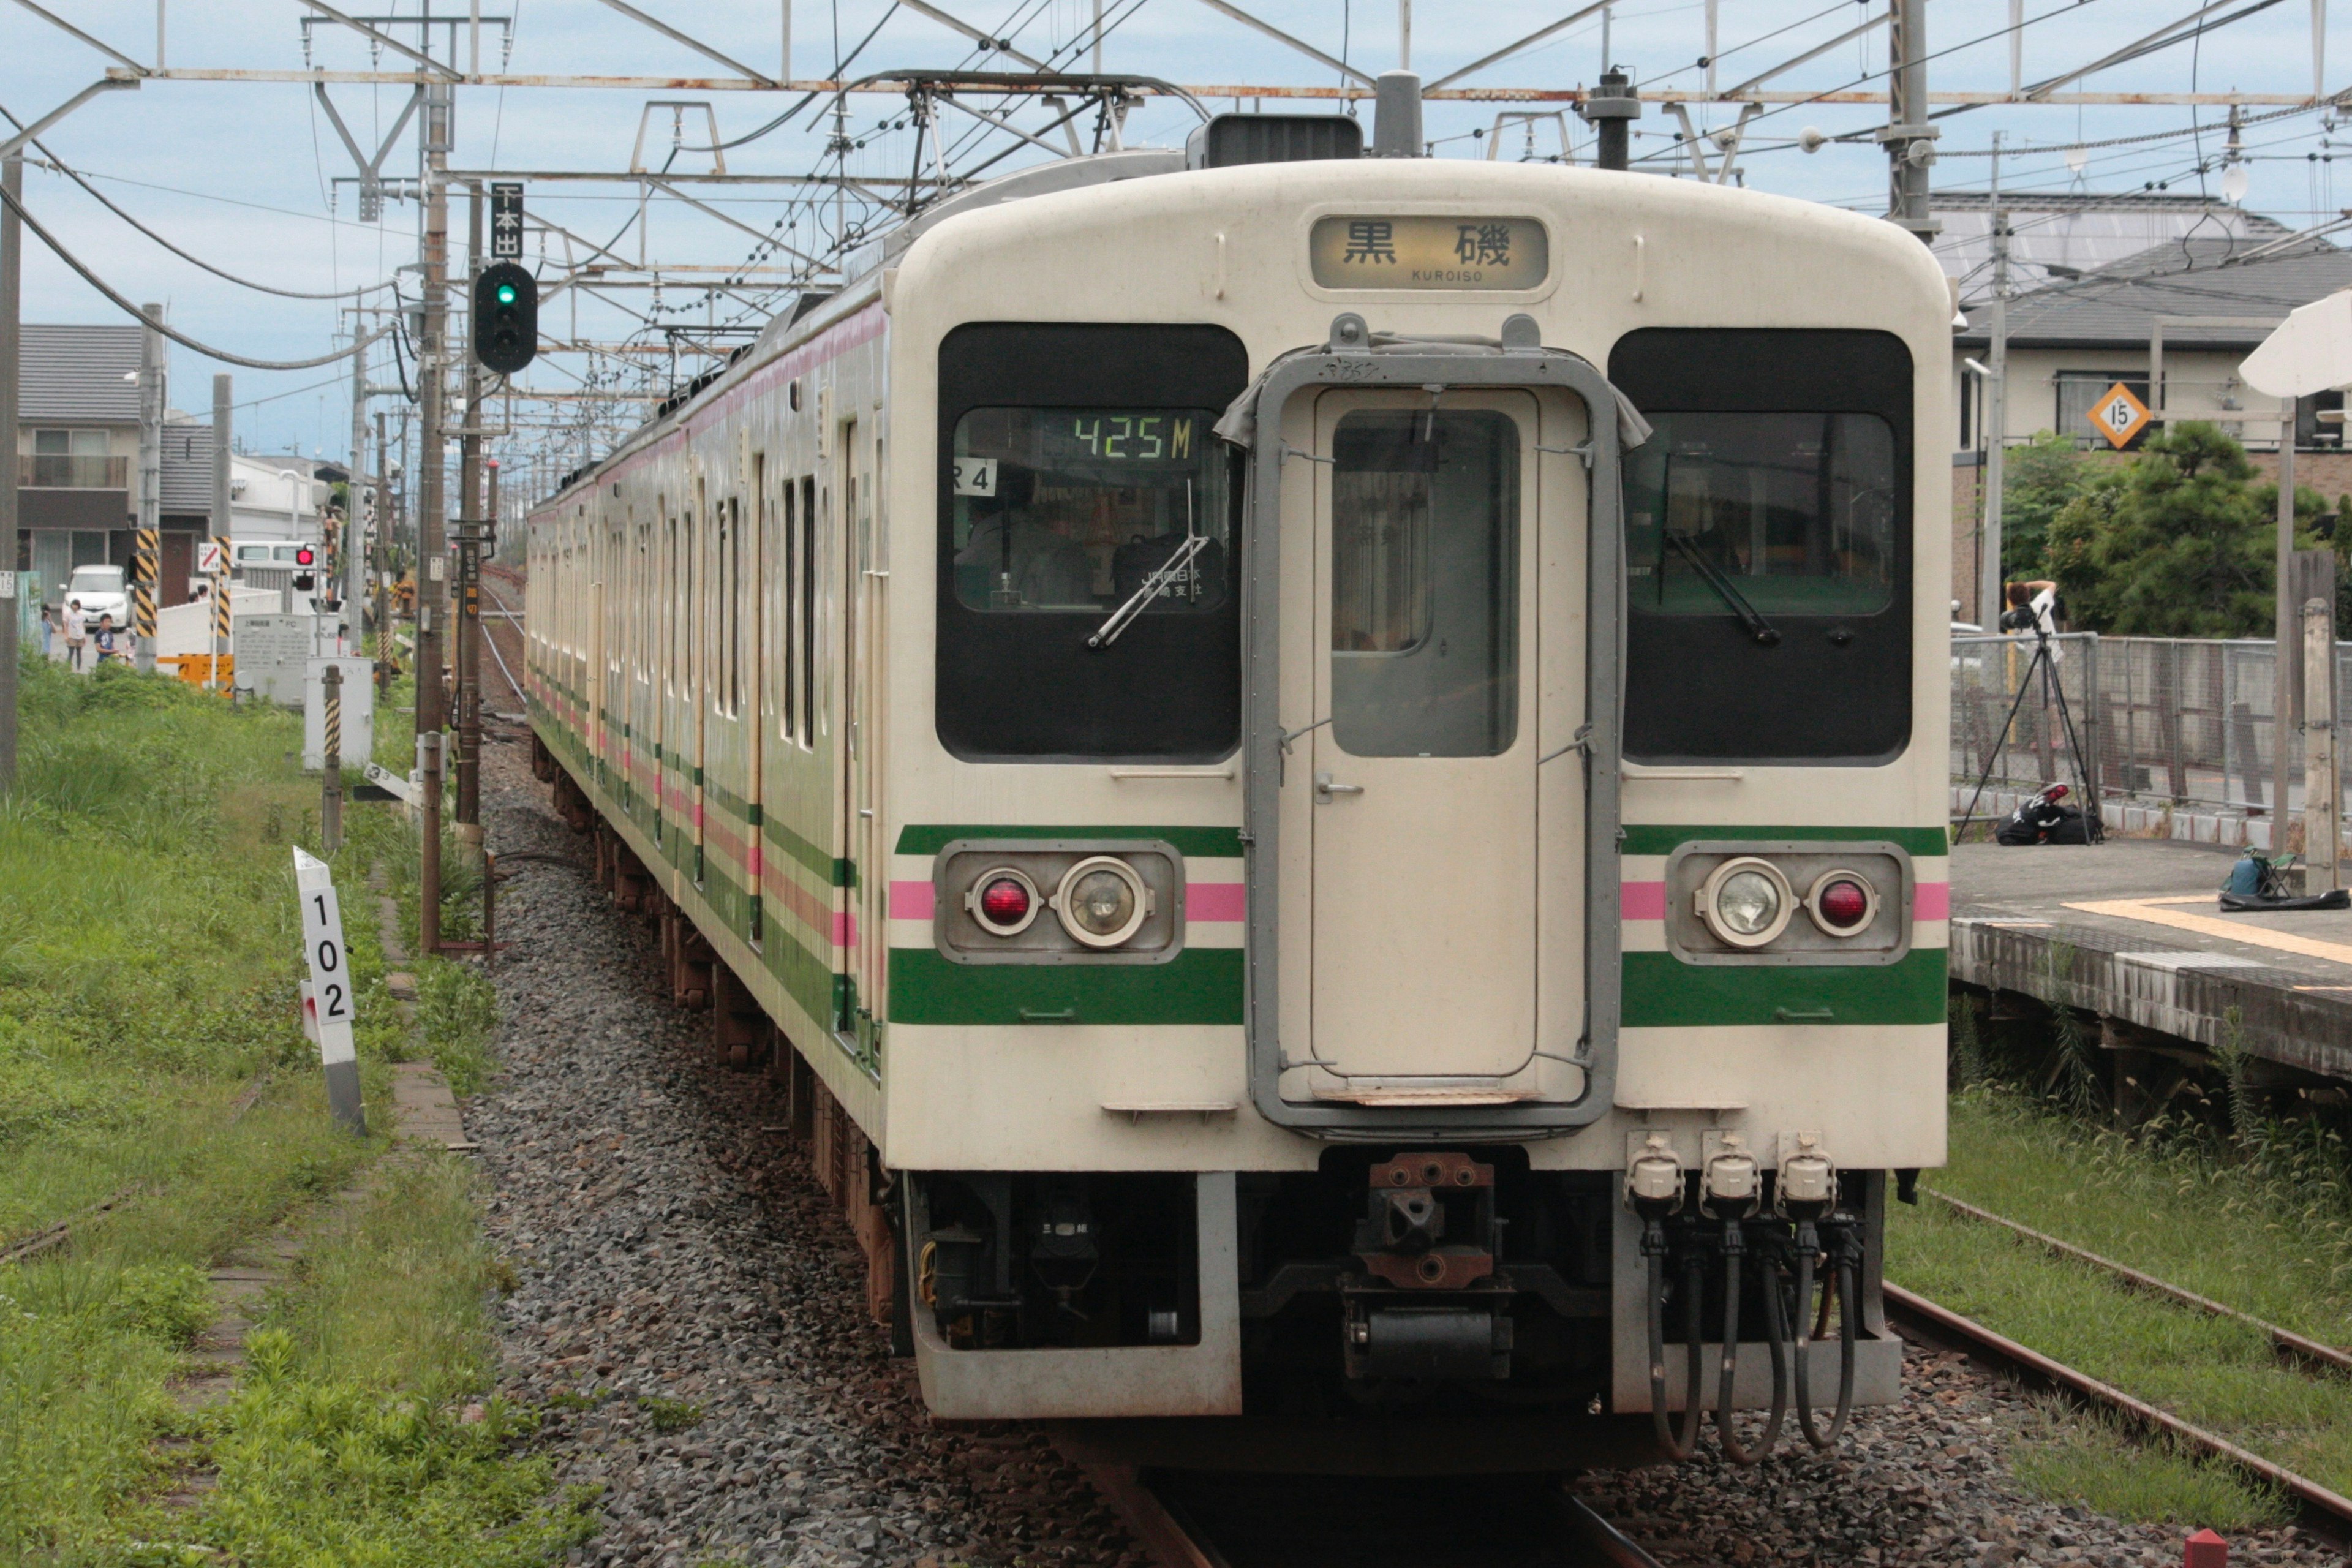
1644,1223,1705,1460
1713,1219,1785,1464
1794,1222,1860,1449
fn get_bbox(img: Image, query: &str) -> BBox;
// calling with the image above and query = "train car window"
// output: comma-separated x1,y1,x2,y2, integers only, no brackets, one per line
1608,328,1913,765
801,476,817,747
782,480,798,741
1329,409,1520,758
937,323,1248,761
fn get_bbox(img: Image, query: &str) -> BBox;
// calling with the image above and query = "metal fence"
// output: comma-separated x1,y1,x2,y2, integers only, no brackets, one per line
1953,633,2352,817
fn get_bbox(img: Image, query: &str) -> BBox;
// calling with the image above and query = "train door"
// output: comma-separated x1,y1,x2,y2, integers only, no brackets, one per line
854,432,887,1050
1303,386,1585,1097
749,457,767,946
691,479,708,888
837,418,886,1060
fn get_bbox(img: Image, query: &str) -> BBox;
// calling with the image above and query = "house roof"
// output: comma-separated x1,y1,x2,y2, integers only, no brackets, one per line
1953,234,2352,352
1931,192,2294,306
160,423,215,515
19,323,142,424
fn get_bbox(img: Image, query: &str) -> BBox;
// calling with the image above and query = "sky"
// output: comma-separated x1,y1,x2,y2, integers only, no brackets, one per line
0,0,2342,484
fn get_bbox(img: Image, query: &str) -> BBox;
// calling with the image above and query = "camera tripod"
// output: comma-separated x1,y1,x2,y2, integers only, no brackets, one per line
1954,622,2103,846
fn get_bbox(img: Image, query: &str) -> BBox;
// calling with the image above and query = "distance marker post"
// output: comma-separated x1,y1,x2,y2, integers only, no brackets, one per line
293,847,367,1135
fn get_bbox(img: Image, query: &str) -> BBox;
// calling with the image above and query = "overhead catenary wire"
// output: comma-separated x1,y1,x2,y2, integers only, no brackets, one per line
0,183,364,371
0,104,394,299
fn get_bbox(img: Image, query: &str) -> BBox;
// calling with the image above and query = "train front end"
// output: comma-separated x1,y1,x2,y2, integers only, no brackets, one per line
878,146,1951,1461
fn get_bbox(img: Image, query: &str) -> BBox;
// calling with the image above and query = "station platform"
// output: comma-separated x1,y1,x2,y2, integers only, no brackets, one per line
1950,837,2352,1087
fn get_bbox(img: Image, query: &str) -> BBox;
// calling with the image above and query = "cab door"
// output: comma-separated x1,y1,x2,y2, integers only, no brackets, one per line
1305,387,1585,1099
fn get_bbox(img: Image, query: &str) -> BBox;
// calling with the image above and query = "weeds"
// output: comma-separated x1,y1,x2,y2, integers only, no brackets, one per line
2010,1397,2285,1531
636,1396,704,1433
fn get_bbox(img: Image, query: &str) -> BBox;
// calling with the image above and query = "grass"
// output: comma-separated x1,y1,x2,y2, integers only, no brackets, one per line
0,653,583,1565
1889,1082,2352,1526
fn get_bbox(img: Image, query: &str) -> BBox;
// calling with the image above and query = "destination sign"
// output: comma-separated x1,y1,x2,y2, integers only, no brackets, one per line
1308,215,1549,291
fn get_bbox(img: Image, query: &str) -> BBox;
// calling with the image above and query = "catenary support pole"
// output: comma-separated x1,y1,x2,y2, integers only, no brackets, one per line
417,80,451,954
210,373,230,690
2276,399,2299,839
0,151,21,791
1883,0,1939,242
456,184,484,837
347,322,370,648
1981,134,2008,630
374,410,391,696
134,303,162,672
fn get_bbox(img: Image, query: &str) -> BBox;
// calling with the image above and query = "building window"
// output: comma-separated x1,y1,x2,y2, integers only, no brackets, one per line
23,429,121,488
2054,372,2151,450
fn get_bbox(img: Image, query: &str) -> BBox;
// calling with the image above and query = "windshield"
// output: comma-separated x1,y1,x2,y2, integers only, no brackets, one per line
69,568,123,592
949,407,1228,616
1624,412,1895,617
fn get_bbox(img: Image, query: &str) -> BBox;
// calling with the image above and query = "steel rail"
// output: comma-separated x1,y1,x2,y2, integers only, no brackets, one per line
1882,1283,2352,1540
475,578,530,708
1924,1188,2352,1377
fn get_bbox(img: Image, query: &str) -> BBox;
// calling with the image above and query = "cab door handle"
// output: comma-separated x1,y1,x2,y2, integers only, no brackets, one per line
1314,771,1365,801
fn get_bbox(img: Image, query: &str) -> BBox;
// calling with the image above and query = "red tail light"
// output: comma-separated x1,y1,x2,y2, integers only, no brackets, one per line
979,877,1031,927
1817,878,1870,930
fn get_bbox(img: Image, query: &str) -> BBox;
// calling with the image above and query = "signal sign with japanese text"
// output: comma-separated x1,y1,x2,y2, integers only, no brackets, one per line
490,181,525,261
2089,382,2152,449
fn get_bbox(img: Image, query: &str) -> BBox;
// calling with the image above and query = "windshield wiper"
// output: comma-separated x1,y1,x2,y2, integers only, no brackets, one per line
1088,532,1210,650
1665,532,1781,646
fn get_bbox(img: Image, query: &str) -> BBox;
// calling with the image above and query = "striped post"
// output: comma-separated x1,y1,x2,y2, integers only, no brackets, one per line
132,527,157,668
209,536,230,690
321,663,344,851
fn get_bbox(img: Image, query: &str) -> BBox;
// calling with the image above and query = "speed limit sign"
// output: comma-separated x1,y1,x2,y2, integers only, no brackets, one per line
2087,382,2152,449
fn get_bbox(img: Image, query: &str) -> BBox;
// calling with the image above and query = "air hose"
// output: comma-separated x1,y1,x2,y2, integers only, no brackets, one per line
1793,1220,1860,1449
1714,1220,1789,1464
1644,1220,1705,1460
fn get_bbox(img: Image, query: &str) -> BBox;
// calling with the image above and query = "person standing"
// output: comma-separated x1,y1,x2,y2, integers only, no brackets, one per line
92,614,122,666
61,597,87,670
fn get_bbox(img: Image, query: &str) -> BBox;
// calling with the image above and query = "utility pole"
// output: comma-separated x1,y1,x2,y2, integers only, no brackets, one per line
347,320,371,650
1980,133,2009,630
2276,396,2298,837
134,303,164,673
0,150,20,791
417,79,451,954
374,410,391,696
211,374,231,689
455,183,484,837
1882,0,1939,242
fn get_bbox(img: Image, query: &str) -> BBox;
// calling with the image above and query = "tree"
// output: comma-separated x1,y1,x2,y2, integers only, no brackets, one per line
2040,422,2283,637
1999,430,2089,581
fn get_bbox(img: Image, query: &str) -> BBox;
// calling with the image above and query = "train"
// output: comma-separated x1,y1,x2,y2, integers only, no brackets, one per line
524,81,1950,1469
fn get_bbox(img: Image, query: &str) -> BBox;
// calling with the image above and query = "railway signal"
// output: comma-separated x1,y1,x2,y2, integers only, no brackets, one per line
473,261,537,375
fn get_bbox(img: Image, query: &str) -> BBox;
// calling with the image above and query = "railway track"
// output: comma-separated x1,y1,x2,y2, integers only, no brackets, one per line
1070,1457,1666,1568
1882,1275,2352,1545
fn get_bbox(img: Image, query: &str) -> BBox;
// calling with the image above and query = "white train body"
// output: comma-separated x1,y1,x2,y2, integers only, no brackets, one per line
527,140,1950,1450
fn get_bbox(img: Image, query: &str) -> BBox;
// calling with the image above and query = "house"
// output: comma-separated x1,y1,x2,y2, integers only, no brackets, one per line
14,323,337,608
1948,230,2352,620
13,323,140,600
1932,190,2291,306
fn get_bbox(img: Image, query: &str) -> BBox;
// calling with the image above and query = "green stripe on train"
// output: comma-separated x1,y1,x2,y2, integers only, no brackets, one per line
894,824,1246,859
1620,949,1947,1027
1619,824,1950,858
886,948,1246,1025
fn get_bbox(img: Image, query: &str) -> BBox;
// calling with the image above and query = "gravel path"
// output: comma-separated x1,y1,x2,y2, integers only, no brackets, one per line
474,741,1141,1568
472,738,2343,1568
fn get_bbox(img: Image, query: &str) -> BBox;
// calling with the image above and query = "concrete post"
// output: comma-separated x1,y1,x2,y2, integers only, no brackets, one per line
134,303,162,671
2304,596,2339,886
2275,400,2297,837
417,82,452,954
210,374,230,690
0,151,21,791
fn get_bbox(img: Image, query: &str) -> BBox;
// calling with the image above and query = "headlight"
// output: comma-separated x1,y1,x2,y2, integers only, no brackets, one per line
1696,857,1795,948
965,867,1039,936
1054,856,1151,948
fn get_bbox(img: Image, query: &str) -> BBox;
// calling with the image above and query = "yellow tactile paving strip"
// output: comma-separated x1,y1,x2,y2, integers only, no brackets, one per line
2062,897,2352,970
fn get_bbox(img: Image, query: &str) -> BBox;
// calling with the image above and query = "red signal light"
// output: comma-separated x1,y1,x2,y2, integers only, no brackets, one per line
1817,878,1870,930
979,877,1031,928
295,546,315,566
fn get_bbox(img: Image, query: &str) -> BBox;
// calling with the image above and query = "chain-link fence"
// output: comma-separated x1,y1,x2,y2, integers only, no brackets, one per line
1953,633,2352,818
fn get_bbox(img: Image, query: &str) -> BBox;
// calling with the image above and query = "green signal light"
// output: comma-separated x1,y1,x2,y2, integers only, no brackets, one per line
496,282,519,306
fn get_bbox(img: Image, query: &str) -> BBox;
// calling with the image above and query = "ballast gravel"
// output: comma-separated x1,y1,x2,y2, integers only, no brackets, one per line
1572,1351,2344,1567
469,742,2343,1567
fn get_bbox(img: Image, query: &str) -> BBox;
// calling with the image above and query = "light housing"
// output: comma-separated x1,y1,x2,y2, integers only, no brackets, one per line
1806,870,1879,937
1695,856,1795,949
965,867,1040,937
1053,856,1152,949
